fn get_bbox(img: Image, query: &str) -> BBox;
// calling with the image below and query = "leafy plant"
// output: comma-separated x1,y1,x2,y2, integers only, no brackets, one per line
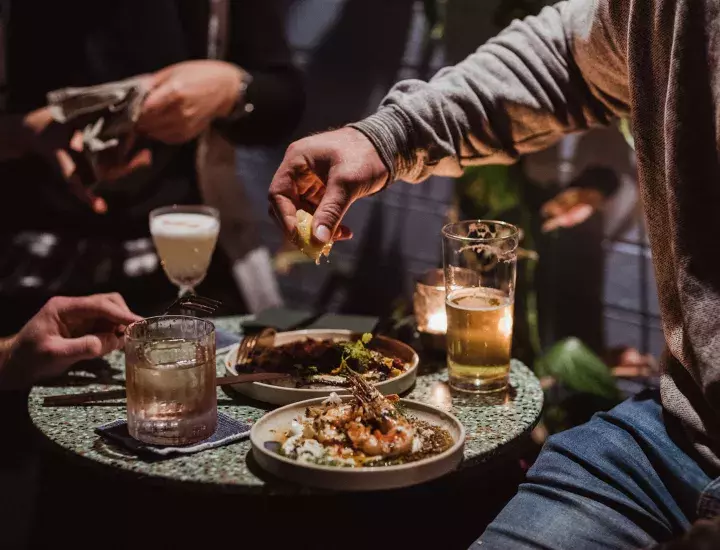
536,337,621,401
619,118,634,150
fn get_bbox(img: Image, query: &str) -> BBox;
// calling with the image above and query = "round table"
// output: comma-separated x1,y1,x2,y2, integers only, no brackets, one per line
28,316,543,494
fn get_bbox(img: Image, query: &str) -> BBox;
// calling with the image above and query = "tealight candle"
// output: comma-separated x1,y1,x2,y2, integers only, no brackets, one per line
413,269,447,352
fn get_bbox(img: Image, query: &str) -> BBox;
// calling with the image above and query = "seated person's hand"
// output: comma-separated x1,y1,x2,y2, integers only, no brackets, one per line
0,293,141,390
137,60,246,144
268,127,388,245
540,187,605,232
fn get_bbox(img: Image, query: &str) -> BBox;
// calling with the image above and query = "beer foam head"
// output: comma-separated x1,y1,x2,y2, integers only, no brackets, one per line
150,212,219,238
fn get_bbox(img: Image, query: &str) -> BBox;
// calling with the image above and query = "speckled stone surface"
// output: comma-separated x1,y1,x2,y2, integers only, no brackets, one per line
28,316,543,494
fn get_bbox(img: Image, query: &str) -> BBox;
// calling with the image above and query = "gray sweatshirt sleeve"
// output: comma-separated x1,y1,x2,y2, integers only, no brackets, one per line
349,0,631,183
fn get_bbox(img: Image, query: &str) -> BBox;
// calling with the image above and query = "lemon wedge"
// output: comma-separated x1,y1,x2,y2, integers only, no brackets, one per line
295,209,332,264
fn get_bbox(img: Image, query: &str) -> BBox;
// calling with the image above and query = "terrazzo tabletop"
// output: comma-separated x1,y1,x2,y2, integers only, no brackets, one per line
28,316,543,494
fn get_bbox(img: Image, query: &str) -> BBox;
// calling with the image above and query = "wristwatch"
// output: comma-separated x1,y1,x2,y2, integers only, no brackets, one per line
225,71,255,122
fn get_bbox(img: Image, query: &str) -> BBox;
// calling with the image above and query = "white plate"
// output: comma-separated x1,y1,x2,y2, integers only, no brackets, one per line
250,396,465,491
223,329,419,405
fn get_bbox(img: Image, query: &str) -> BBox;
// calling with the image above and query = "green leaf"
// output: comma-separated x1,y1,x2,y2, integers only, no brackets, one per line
619,118,635,151
536,337,621,401
456,164,521,218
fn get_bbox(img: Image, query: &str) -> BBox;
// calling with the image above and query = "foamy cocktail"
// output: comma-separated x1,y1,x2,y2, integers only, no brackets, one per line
150,206,220,295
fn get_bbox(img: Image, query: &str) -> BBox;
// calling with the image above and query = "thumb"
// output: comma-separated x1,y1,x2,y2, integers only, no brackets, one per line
312,176,352,244
138,79,176,126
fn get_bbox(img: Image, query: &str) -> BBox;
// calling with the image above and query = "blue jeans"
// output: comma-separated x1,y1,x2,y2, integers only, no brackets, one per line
475,390,720,549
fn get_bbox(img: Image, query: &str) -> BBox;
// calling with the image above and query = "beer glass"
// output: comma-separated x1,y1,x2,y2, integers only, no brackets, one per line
442,220,518,393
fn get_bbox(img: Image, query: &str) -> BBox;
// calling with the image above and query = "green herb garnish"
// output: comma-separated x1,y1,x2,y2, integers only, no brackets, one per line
337,333,375,373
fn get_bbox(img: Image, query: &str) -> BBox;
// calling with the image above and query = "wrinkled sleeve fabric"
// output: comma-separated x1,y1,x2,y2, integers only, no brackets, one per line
349,0,630,183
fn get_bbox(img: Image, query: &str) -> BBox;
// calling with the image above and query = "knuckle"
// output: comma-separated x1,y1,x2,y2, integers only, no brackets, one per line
333,169,359,187
35,340,58,360
181,106,194,120
168,86,183,104
285,140,303,157
86,339,103,356
320,201,344,222
47,296,66,310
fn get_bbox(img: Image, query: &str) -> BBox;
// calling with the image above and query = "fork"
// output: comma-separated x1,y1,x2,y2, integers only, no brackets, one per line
235,327,277,368
162,294,222,317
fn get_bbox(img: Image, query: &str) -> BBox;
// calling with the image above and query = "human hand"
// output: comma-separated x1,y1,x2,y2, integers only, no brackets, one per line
0,294,141,389
137,60,244,144
268,128,388,245
540,187,605,233
23,107,152,213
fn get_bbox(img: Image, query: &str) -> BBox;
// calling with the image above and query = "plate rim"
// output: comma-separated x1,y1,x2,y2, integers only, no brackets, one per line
250,395,465,474
223,329,419,394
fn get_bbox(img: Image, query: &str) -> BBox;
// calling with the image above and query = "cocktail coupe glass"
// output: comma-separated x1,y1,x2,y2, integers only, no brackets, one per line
149,205,220,298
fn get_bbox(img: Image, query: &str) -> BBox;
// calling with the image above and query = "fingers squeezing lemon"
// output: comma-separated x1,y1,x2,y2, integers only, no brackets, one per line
295,210,332,265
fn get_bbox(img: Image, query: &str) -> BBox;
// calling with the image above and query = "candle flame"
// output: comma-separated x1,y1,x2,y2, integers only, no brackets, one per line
498,311,513,337
427,310,448,334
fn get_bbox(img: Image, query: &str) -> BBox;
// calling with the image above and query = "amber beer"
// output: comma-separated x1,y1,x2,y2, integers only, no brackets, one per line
446,287,513,392
442,220,518,393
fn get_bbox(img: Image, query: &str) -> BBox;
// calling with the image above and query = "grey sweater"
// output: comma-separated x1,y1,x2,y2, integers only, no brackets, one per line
351,0,720,469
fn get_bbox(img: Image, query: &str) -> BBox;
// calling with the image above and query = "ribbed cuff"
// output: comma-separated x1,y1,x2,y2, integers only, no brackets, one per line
347,106,416,186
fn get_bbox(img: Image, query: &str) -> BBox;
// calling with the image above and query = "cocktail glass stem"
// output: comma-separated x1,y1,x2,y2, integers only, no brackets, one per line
178,286,195,298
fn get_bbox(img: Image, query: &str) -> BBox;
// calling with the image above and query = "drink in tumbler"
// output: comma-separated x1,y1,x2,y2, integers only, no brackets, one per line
150,206,220,296
442,220,518,393
446,287,514,392
125,317,216,445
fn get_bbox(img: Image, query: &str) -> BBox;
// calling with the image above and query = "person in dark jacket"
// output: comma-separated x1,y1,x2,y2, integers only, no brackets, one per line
0,0,304,333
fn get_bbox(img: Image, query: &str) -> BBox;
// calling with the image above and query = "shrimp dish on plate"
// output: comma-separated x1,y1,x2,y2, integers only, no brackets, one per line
269,369,454,467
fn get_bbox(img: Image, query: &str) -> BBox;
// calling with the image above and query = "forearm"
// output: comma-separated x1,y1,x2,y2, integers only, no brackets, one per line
350,0,631,183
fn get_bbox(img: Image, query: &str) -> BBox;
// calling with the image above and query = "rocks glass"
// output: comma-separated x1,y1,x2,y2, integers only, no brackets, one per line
125,316,217,445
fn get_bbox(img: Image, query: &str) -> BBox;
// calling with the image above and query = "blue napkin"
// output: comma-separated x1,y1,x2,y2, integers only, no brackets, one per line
95,412,251,456
216,328,242,351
